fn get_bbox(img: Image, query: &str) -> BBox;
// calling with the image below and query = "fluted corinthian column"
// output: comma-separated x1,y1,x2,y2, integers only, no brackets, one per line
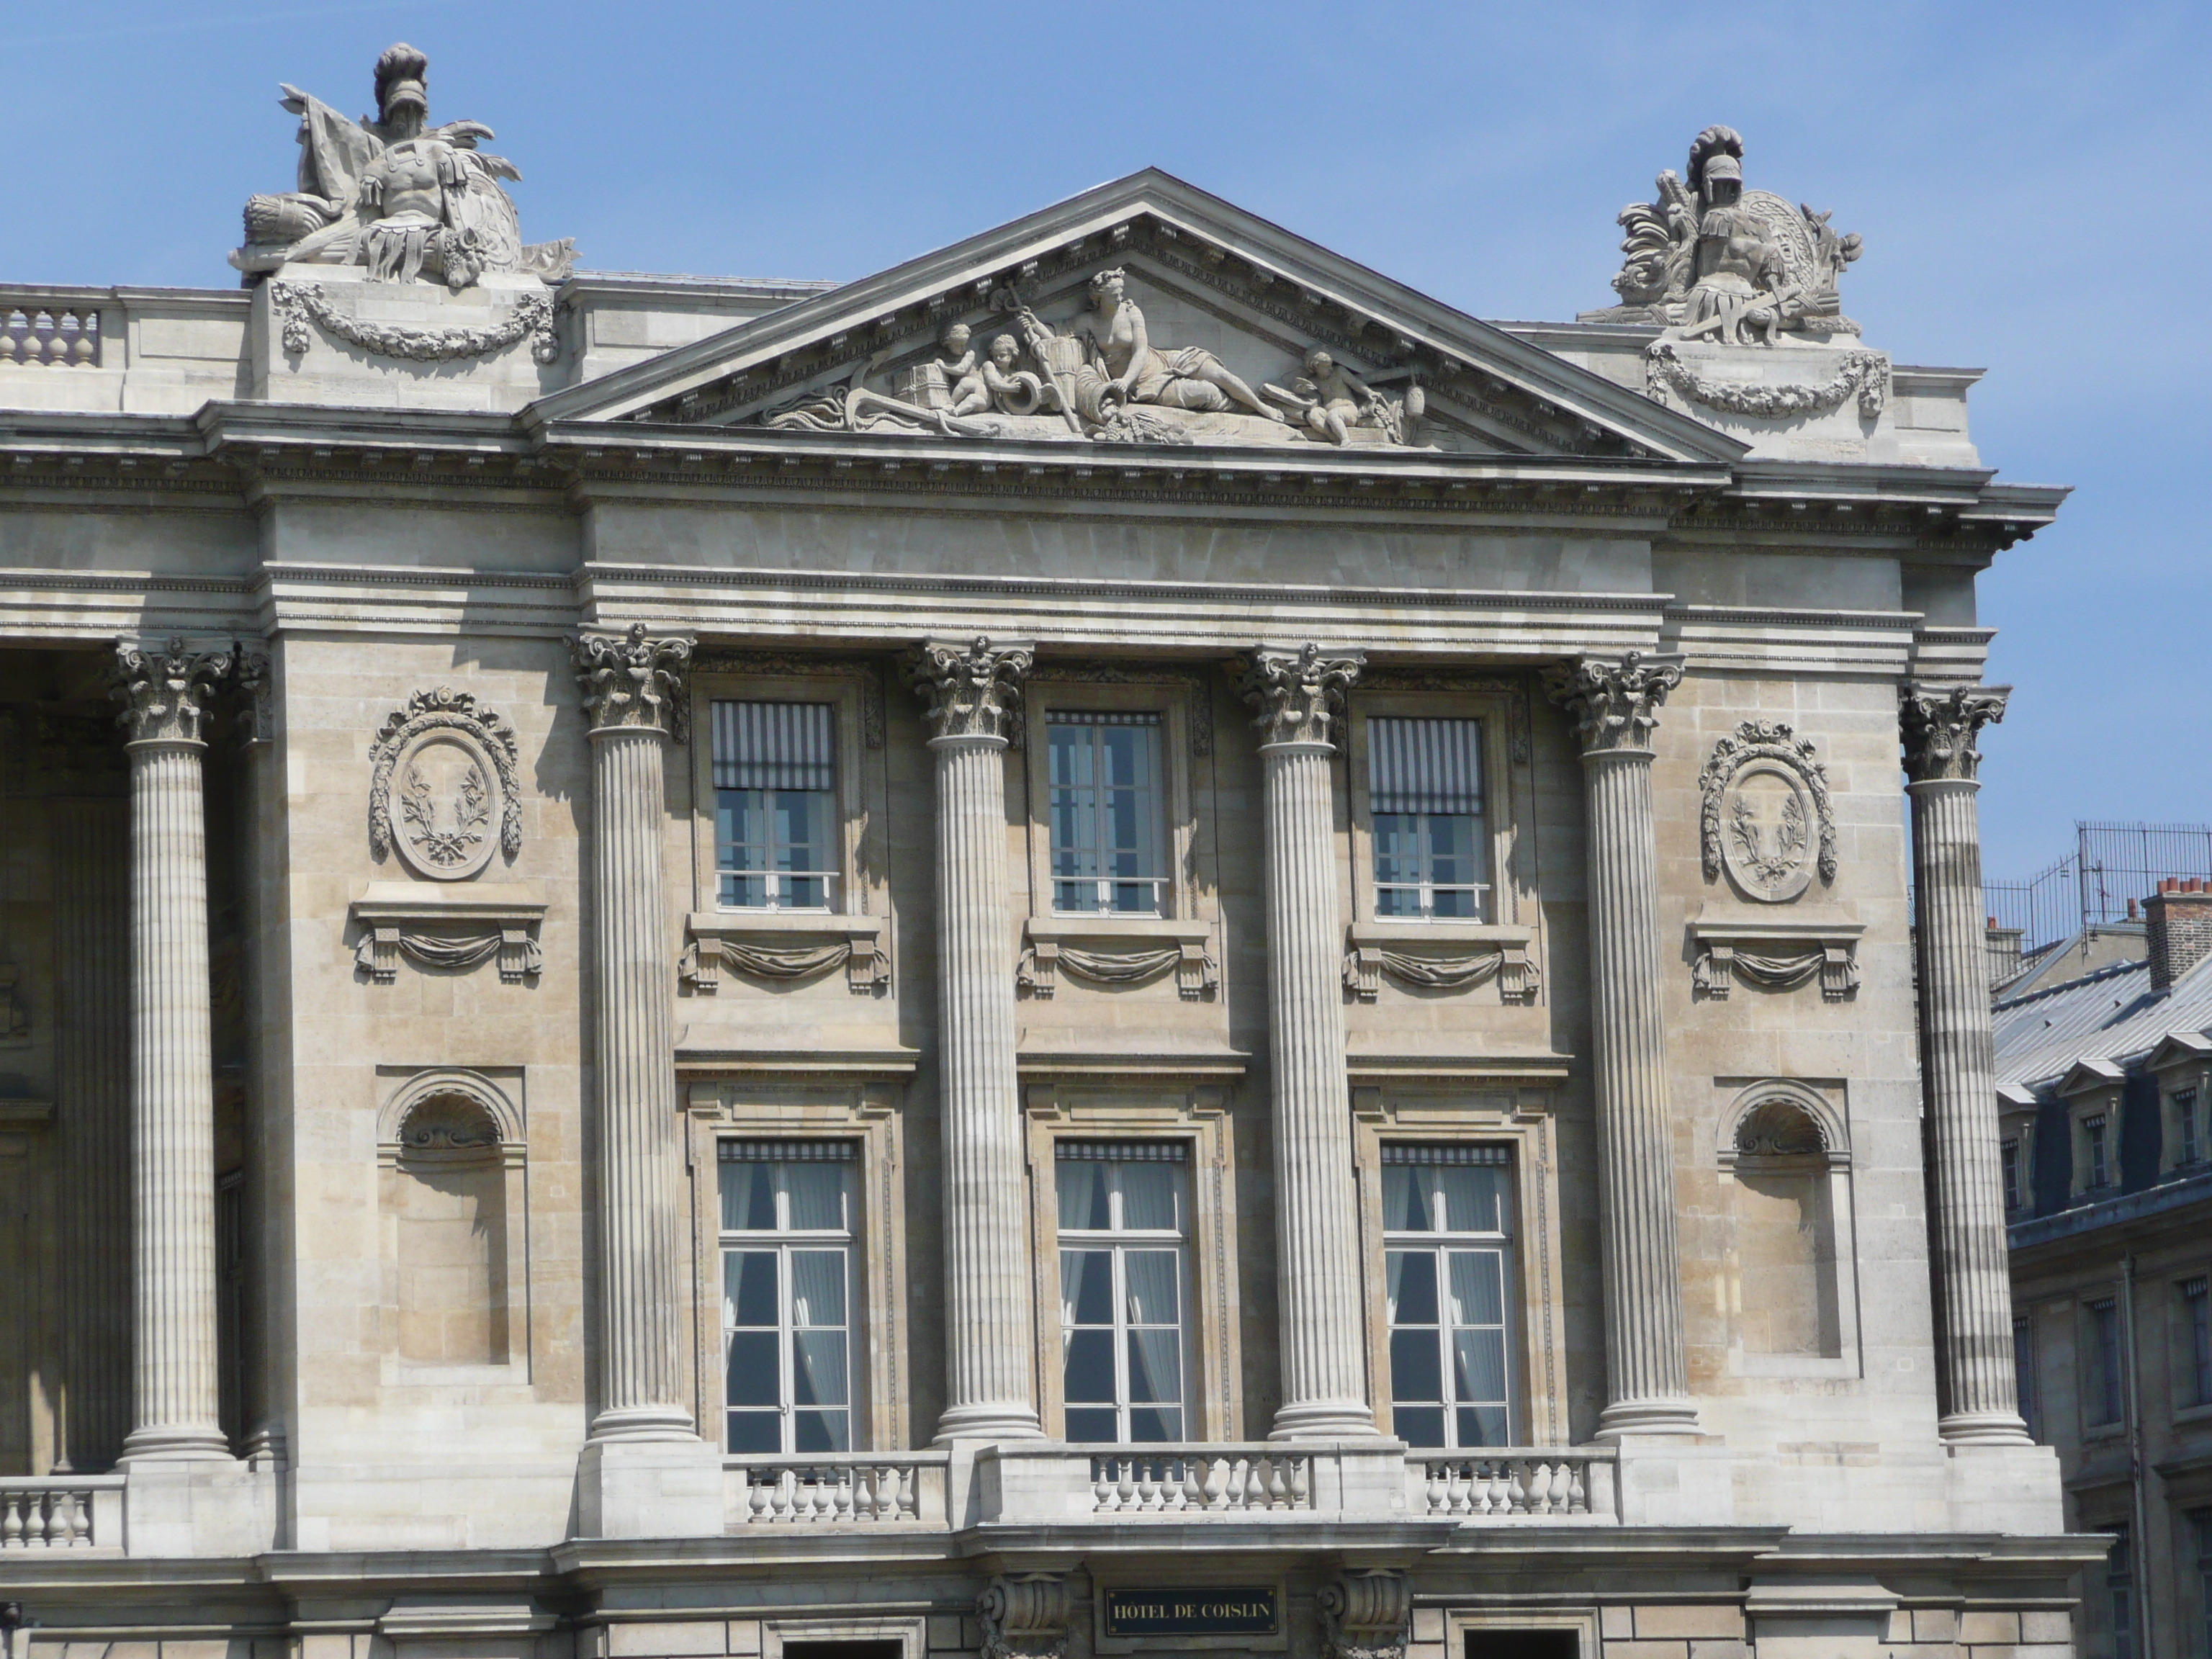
908,637,1043,1442
1904,683,2030,1446
911,637,1048,1442
1238,643,1377,1440
1542,652,1698,1437
574,624,698,1443
114,638,234,1462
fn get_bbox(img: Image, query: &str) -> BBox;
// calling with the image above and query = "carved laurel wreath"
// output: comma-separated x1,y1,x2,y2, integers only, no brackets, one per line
271,280,559,366
1697,719,1836,886
369,688,523,866
1645,339,1887,421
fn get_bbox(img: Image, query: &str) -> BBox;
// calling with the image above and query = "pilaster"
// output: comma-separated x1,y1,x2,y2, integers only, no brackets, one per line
1238,644,1377,1440
907,637,1044,1442
1902,683,2031,1445
1541,652,1699,1437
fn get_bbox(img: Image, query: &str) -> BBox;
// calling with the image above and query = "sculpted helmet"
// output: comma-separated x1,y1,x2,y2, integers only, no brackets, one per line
373,42,429,122
1685,125,1745,201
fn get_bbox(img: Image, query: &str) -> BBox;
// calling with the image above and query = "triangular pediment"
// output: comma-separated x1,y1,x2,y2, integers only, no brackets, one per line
532,170,1743,464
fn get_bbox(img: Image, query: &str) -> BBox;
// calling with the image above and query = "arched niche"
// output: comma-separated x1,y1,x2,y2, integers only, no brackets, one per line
377,1070,529,1376
1716,1081,1858,1375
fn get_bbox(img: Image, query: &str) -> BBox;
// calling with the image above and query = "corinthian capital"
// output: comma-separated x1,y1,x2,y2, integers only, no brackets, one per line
1237,642,1364,748
1901,682,2009,783
907,636,1032,742
112,637,235,745
1541,650,1683,755
571,624,693,739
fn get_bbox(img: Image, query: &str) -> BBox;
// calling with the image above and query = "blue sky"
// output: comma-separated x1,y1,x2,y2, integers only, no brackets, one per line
6,0,2206,876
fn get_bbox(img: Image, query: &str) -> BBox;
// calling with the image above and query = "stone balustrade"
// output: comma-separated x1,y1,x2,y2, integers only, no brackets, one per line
1406,1449,1617,1521
1087,1448,1313,1514
1,304,101,367
725,1452,948,1527
0,1476,124,1549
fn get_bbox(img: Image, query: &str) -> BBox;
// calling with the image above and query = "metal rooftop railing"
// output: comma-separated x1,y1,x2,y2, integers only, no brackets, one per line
1984,822,2212,955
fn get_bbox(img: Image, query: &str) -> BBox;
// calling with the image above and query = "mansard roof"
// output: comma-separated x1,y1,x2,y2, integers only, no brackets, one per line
529,168,1748,467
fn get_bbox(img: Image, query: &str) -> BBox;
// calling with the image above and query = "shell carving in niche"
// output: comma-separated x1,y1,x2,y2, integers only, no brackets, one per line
369,687,523,881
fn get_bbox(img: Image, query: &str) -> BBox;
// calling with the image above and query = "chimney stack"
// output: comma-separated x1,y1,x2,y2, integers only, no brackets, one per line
2146,878,2212,993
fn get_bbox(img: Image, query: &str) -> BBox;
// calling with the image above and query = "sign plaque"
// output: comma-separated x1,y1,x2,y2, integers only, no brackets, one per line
1102,1588,1280,1639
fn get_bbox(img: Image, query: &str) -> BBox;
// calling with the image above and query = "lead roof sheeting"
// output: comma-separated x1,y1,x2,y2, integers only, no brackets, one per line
718,1139,857,1163
1368,716,1483,816
1054,1141,1186,1162
1381,1144,1510,1166
713,701,835,792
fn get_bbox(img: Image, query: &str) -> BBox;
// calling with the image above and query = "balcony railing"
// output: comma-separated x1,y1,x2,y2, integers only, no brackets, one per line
719,1444,1619,1532
0,1476,124,1548
1087,1448,1311,1514
725,1452,948,1527
1407,1448,1616,1520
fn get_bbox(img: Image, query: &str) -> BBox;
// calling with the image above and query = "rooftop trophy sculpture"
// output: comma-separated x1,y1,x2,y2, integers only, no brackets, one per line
230,43,574,289
763,269,1426,449
1587,125,1861,343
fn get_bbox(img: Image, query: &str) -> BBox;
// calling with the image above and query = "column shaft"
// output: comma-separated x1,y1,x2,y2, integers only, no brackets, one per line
114,639,233,1463
573,624,698,1444
931,733,1040,1437
1544,652,1697,1437
1261,739,1372,1437
1905,681,2028,1444
909,637,1041,1442
1238,644,1375,1441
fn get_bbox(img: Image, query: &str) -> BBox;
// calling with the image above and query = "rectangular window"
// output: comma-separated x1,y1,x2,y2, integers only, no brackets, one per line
1056,1143,1190,1443
2180,1089,2202,1166
2105,1522,2134,1659
1369,717,1489,921
2087,1298,2124,1426
2185,1277,2211,1408
1382,1145,1514,1449
2002,1138,2022,1213
2085,1114,2110,1190
718,1141,857,1455
2013,1314,2036,1437
713,701,837,910
1046,714,1164,916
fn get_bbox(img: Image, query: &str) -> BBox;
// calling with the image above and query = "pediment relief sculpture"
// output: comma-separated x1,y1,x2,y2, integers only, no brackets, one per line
1698,720,1837,903
369,688,524,881
761,269,1429,449
231,42,575,289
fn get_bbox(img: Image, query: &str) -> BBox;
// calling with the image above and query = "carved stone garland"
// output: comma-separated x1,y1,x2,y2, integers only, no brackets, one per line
1645,338,1888,420
1017,938,1217,1000
1697,719,1837,900
271,279,559,366
369,687,523,879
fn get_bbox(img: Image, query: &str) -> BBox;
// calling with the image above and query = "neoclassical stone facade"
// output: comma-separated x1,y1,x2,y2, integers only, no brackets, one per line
0,72,2096,1658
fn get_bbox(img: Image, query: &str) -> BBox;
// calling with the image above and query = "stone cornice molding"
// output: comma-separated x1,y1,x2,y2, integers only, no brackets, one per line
1900,683,2009,783
1540,650,1683,756
906,635,1033,743
1236,642,1364,749
112,636,235,746
571,624,694,740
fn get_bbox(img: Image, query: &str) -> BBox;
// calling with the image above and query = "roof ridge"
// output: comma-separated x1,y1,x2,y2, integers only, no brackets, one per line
1993,953,2146,1012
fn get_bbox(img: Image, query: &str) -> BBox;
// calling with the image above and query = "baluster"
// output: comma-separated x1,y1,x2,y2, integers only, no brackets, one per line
1115,1457,1137,1512
2,1491,24,1547
24,1492,50,1546
1504,1460,1529,1514
1172,1457,1198,1512
742,1468,765,1523
1141,1458,1167,1511
1201,1455,1228,1511
1255,1456,1281,1509
1452,1460,1475,1516
875,1465,898,1521
1089,1457,1112,1512
1422,1460,1446,1516
1566,1460,1588,1515
832,1467,855,1521
66,1489,90,1546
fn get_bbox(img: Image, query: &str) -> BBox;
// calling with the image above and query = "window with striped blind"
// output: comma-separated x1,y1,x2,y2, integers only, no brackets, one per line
712,701,838,909
1367,716,1489,921
1046,711,1165,915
